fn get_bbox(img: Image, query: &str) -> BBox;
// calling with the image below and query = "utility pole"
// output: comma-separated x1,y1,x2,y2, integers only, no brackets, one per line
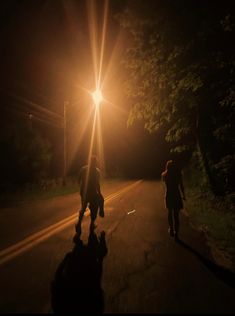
63,101,69,186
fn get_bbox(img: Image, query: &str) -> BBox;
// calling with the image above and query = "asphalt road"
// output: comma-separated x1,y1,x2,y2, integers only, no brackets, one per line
0,180,235,313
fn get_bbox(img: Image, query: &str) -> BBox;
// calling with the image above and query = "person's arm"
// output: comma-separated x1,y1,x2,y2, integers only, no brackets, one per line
179,172,186,200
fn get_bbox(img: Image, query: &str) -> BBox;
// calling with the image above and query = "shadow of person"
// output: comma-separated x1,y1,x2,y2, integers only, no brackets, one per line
51,231,108,314
176,238,235,289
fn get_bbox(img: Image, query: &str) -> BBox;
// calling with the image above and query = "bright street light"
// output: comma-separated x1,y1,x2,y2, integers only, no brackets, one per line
92,88,103,107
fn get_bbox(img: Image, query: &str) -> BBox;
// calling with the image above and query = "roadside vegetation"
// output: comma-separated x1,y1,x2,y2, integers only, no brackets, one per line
184,153,235,271
0,177,79,207
0,176,126,208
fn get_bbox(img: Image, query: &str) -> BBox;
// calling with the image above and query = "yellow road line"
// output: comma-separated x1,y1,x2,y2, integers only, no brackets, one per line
0,180,142,265
105,180,141,202
84,180,142,217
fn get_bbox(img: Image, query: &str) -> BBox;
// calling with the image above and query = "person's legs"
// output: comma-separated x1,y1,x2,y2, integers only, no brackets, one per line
98,193,104,217
89,200,99,231
168,208,174,236
75,198,87,234
173,208,180,239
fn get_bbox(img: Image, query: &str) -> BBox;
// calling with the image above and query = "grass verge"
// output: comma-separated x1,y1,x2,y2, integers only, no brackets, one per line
184,183,235,272
0,177,127,208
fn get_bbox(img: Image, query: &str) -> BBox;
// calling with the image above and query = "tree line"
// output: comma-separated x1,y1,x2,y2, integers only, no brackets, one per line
117,0,235,195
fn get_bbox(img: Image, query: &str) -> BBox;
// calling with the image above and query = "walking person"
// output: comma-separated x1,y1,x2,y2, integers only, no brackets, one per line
161,160,186,240
75,155,104,236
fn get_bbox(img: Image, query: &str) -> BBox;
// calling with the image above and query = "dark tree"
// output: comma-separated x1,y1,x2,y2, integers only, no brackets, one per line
118,0,235,195
0,120,51,191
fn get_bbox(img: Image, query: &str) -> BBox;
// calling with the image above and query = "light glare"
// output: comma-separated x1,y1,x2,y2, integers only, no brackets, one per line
92,89,103,106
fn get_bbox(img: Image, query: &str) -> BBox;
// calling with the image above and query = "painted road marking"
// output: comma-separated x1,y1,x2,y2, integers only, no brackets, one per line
0,180,142,265
84,180,141,217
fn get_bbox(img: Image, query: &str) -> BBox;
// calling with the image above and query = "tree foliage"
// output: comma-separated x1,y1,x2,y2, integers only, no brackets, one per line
0,121,52,190
118,0,235,194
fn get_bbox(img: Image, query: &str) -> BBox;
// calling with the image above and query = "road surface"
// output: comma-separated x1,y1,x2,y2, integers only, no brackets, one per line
0,179,235,313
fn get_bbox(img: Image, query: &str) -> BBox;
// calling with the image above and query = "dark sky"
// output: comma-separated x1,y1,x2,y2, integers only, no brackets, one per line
0,0,171,179
0,0,126,105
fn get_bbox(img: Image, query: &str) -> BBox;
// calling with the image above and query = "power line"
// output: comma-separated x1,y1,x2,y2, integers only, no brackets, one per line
4,104,63,129
5,91,64,122
15,80,59,109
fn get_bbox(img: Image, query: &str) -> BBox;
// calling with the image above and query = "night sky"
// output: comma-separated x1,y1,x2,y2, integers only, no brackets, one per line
4,0,233,183
0,0,172,180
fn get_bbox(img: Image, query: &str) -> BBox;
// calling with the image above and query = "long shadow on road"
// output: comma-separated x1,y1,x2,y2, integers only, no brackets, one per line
51,230,108,314
176,238,235,289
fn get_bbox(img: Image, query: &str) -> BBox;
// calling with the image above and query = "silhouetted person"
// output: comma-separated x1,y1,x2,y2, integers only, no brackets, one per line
51,230,107,314
76,155,104,235
161,160,186,240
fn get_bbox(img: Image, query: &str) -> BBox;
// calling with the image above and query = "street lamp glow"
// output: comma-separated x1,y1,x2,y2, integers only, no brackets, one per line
92,89,103,107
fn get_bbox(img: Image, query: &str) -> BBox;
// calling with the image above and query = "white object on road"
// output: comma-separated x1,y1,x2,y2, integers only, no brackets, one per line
127,209,136,215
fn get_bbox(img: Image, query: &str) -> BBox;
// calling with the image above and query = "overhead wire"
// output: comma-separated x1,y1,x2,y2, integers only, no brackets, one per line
2,91,64,128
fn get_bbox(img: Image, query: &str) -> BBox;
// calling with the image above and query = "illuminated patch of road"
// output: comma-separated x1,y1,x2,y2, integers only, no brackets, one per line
0,180,142,265
107,209,137,235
